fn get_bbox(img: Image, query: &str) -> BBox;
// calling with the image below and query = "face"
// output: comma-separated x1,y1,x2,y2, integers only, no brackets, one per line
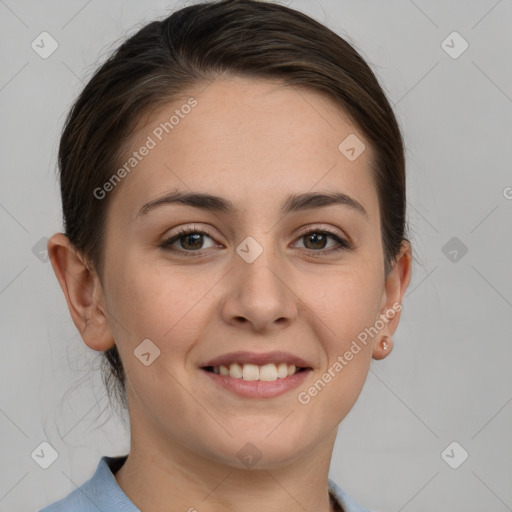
84,77,407,468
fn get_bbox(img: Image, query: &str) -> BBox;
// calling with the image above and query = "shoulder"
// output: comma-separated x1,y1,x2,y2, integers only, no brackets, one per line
328,477,375,512
37,455,136,512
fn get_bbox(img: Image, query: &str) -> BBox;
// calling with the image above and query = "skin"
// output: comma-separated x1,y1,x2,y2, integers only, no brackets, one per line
49,76,412,512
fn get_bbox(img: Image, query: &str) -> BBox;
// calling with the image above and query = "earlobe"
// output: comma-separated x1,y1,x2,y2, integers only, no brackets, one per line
48,233,115,352
372,335,393,360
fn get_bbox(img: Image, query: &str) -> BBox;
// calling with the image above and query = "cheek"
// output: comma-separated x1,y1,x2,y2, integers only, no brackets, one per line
298,265,381,399
295,275,380,427
105,257,218,361
306,265,382,345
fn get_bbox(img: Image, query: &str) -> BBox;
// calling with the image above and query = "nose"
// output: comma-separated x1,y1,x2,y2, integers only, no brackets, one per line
220,243,298,333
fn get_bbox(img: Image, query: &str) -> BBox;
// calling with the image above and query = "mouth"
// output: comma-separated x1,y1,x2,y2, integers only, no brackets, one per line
200,350,313,375
199,350,314,398
201,362,310,381
199,354,313,398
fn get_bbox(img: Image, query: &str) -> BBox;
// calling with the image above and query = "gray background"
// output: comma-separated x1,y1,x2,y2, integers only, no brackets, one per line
1,0,511,511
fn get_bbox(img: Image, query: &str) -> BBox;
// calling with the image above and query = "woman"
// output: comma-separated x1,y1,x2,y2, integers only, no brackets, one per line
40,0,412,510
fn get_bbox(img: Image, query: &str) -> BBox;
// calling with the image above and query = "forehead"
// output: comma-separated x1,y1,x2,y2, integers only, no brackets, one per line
110,76,379,222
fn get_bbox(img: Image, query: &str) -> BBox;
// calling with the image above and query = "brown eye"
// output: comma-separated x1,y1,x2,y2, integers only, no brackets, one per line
160,228,217,254
179,233,205,250
303,232,329,250
294,230,351,253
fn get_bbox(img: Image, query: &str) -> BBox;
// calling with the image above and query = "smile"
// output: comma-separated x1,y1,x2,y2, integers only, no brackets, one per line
204,362,304,381
201,365,312,399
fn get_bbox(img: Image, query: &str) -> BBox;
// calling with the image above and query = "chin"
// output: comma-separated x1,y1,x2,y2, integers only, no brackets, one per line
205,433,310,471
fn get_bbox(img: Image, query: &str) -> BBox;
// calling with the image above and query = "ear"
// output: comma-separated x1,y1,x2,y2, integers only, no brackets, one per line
372,240,412,360
48,233,115,352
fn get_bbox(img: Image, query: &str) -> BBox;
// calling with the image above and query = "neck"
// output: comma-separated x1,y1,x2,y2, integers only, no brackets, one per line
114,420,339,512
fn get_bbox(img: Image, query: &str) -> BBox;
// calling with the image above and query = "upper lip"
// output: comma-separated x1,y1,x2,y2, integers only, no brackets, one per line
200,350,313,369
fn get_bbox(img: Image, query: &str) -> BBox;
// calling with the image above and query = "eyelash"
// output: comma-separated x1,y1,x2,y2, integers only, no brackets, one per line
159,225,352,257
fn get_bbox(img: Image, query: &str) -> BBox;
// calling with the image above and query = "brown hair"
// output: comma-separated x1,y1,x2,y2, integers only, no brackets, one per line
57,0,410,417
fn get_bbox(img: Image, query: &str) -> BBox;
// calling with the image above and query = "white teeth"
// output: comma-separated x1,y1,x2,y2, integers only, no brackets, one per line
242,363,259,381
214,362,300,381
259,364,277,381
276,363,288,379
229,363,243,378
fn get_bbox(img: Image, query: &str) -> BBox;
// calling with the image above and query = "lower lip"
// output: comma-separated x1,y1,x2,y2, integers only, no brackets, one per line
200,368,312,399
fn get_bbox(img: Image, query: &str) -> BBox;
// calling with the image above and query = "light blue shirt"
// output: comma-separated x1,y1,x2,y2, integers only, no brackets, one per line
38,455,372,512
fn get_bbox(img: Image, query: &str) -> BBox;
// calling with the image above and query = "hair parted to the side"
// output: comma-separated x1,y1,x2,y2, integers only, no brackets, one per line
57,0,410,417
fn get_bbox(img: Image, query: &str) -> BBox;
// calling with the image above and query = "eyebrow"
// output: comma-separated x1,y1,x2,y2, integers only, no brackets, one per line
136,190,368,219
